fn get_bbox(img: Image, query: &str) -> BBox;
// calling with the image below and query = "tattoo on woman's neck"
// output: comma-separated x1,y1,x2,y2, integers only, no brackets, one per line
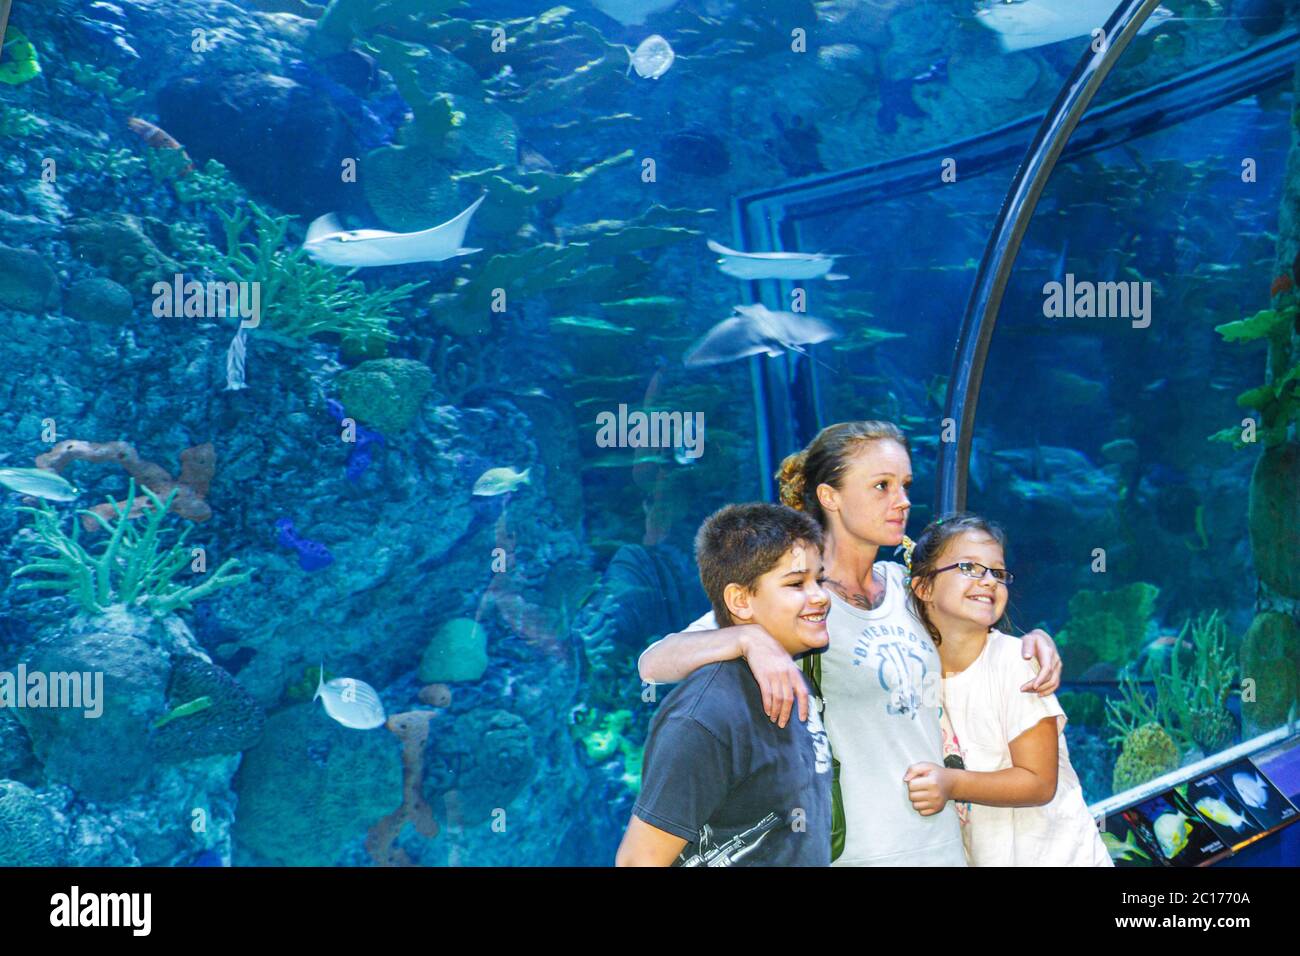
825,568,886,611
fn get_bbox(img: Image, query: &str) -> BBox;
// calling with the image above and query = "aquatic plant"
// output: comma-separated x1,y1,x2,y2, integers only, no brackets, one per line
205,203,424,347
311,0,461,53
149,154,243,208
12,478,251,617
1211,302,1298,449
1105,612,1239,755
67,147,147,181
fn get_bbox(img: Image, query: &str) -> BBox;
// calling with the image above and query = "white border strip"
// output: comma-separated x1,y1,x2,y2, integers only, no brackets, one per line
1089,723,1300,819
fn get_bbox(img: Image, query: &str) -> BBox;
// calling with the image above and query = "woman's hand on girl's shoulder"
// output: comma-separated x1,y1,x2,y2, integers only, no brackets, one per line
1018,629,1062,696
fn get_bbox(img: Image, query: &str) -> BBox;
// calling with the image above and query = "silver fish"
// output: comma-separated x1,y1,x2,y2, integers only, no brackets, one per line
473,466,531,496
0,467,79,502
684,303,839,367
1232,771,1269,809
626,35,675,79
225,326,248,392
314,667,386,730
977,1,1174,53
302,194,486,268
707,239,848,282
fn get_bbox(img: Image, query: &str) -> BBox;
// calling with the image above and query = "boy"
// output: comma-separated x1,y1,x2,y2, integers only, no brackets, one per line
615,503,834,866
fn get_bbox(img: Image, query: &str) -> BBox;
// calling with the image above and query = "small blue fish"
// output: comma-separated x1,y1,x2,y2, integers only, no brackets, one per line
326,399,386,481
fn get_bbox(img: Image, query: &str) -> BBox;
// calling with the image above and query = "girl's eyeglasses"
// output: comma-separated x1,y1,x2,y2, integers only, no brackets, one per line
933,561,1015,586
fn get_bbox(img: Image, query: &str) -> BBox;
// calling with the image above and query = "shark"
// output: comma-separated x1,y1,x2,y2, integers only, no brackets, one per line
977,0,1175,53
707,239,848,282
683,303,839,367
302,193,486,268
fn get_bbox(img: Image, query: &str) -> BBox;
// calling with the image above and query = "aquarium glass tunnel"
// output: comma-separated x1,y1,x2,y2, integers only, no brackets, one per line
0,0,1295,868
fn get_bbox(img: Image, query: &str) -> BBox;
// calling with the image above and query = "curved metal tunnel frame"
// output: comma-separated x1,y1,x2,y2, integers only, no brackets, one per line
729,3,1298,510
937,0,1166,515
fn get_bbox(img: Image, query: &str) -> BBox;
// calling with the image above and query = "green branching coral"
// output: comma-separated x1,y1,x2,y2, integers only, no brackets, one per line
0,105,41,138
67,61,145,111
12,478,251,617
200,203,424,348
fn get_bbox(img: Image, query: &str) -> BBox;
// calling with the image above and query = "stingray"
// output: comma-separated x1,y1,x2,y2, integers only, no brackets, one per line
976,1,1174,53
302,193,486,268
707,239,848,282
683,303,839,368
591,0,679,26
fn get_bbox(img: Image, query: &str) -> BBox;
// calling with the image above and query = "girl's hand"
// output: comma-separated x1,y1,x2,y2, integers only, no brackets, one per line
903,762,951,816
1019,629,1062,696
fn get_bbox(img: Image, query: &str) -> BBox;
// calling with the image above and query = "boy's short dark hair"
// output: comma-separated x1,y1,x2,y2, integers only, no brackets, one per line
695,503,825,627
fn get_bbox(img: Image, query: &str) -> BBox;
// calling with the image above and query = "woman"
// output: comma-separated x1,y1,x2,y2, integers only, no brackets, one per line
638,420,1063,866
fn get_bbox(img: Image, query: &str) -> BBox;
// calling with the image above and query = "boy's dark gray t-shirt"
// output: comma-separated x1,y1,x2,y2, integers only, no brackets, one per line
633,658,833,866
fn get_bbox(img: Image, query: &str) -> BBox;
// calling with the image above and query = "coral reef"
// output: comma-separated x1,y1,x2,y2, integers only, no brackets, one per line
232,702,402,866
200,203,423,348
335,358,435,434
148,657,266,762
66,213,178,292
418,617,488,683
0,244,59,313
423,708,535,827
1239,610,1300,737
1056,581,1159,671
1247,442,1300,599
365,709,440,866
12,478,251,617
0,781,64,866
1111,722,1181,793
15,610,172,802
63,276,134,323
35,440,216,530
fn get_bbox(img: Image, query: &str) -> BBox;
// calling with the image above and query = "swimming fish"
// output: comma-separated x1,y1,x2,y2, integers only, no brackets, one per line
314,666,386,730
683,303,839,368
473,466,531,496
591,0,679,26
224,326,248,392
1101,828,1151,862
625,35,675,79
1232,771,1269,809
707,239,847,282
1152,810,1193,859
302,194,486,268
0,467,79,501
977,1,1175,53
152,696,213,730
1194,796,1249,831
126,117,194,176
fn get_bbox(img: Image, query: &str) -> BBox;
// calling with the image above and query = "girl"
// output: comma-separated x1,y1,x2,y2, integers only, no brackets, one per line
638,421,1063,866
904,513,1111,866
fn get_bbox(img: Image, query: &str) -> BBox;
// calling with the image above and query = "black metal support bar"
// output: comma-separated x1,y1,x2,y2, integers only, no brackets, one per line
937,0,1168,514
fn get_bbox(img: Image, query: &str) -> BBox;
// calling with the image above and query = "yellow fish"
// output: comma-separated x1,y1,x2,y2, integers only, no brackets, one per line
1153,811,1193,859
1195,797,1248,831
